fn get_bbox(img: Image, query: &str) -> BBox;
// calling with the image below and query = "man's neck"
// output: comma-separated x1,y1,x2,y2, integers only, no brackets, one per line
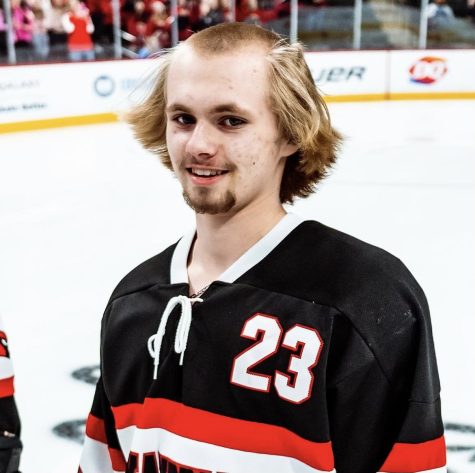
187,202,286,295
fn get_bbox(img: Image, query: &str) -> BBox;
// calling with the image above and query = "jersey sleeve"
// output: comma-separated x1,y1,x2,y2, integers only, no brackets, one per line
375,304,446,473
0,318,22,473
78,375,127,473
0,329,21,436
326,283,446,473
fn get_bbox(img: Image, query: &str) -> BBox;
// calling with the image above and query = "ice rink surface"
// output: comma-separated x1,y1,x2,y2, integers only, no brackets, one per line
0,99,474,472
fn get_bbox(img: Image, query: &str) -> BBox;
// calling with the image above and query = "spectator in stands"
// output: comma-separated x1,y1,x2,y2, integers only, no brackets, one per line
62,0,95,61
147,0,172,48
130,20,151,57
177,0,194,40
88,0,113,44
30,0,50,59
0,8,7,56
236,0,262,24
192,0,227,31
467,0,475,23
254,0,279,23
125,0,149,40
12,0,35,59
427,0,455,30
89,0,107,44
45,0,69,55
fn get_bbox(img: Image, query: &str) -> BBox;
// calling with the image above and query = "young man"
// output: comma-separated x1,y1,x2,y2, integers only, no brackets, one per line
79,23,446,473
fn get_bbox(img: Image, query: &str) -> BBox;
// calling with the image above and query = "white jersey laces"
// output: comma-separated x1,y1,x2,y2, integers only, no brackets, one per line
147,295,203,379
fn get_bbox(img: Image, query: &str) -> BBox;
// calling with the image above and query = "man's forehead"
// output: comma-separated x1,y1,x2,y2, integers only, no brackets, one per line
167,47,268,96
165,44,271,105
168,43,269,74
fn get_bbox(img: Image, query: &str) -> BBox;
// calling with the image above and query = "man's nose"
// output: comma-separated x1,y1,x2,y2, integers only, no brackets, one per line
185,122,218,159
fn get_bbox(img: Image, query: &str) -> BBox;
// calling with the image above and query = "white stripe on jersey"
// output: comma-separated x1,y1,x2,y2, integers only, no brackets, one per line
118,426,335,473
79,437,119,473
0,357,14,380
170,213,304,285
116,426,135,463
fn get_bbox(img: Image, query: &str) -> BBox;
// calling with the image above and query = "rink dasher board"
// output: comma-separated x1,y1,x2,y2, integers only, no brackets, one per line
0,49,474,133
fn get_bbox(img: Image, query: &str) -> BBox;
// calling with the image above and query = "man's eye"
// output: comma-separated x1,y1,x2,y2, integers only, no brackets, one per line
221,117,246,127
174,114,195,125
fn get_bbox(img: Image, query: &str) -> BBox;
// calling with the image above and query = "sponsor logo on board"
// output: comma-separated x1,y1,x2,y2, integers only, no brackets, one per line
409,57,448,84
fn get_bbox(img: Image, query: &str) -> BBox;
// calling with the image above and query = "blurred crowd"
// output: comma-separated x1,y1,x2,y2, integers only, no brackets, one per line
0,0,474,62
121,0,293,57
0,0,293,61
0,0,97,60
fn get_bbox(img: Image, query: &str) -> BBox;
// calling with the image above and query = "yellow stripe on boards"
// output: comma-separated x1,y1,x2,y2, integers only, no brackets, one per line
0,113,119,134
389,92,475,101
1,92,474,134
324,94,388,103
324,92,475,103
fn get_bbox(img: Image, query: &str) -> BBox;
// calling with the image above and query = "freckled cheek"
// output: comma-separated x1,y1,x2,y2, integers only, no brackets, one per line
228,135,269,161
167,130,188,154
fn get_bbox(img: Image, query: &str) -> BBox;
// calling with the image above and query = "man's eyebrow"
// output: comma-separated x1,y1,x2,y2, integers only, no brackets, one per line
166,103,191,113
211,104,249,115
166,103,250,115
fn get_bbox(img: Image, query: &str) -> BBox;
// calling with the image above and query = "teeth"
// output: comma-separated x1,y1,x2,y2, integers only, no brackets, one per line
192,168,223,177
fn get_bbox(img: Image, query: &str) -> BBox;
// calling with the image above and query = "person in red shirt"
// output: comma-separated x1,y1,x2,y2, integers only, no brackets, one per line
61,0,95,61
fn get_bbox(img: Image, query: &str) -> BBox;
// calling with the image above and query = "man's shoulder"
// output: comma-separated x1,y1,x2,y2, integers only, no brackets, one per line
256,219,421,298
307,220,416,285
107,241,178,304
305,219,425,302
291,221,430,387
247,219,428,335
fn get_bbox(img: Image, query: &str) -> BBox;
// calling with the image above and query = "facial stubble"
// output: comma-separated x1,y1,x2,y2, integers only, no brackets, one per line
182,187,236,215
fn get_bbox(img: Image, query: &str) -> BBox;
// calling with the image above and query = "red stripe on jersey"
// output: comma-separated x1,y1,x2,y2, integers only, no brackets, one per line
109,446,127,471
380,435,446,472
0,331,7,357
85,413,108,444
112,398,335,471
85,414,127,471
0,376,14,397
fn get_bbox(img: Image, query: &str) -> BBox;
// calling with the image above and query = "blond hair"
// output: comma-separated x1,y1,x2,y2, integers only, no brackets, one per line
126,22,342,203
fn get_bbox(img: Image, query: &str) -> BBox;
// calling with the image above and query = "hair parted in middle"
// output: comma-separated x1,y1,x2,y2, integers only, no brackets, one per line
126,22,343,204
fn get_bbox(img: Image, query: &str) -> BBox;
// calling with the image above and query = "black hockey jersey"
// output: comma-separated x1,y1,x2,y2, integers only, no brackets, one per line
79,214,446,473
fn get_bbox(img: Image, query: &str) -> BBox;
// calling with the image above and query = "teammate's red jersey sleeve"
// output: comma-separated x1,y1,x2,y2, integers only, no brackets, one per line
0,317,22,472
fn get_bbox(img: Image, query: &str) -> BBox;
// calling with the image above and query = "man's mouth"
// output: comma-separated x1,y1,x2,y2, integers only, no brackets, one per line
187,168,228,177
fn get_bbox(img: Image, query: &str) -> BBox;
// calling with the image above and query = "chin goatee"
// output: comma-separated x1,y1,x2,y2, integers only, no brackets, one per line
183,190,236,215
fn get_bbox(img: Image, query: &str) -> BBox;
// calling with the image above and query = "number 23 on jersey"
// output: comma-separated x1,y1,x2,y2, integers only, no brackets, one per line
230,313,324,404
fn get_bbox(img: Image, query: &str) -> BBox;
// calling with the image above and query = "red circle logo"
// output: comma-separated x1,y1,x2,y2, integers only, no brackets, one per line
409,56,448,84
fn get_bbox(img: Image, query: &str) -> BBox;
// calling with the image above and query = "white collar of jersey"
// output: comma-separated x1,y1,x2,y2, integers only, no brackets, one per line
170,212,304,286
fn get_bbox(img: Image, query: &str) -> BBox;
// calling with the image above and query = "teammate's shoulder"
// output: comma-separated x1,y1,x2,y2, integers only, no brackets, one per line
108,241,177,303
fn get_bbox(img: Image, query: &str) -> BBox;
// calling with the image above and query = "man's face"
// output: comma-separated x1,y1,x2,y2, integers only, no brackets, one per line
165,45,297,215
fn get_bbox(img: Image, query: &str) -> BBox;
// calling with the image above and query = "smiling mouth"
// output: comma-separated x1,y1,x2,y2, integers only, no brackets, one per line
187,168,229,177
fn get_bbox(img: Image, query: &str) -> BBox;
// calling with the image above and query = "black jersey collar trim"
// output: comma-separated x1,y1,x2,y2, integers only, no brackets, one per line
169,213,304,285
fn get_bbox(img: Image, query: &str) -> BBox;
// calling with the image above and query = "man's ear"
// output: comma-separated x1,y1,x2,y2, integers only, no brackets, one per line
280,141,299,159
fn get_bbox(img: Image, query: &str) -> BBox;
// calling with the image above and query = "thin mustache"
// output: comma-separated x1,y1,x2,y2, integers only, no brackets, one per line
184,161,235,171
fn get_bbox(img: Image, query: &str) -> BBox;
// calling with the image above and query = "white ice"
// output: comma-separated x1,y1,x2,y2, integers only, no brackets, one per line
0,99,473,472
